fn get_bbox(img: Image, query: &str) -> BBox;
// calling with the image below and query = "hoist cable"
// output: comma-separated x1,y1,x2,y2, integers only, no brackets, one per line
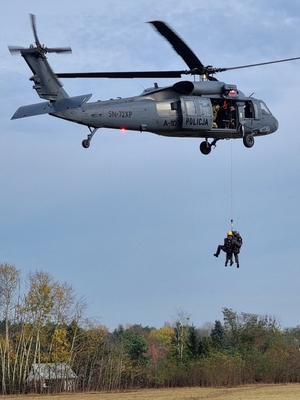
230,137,234,231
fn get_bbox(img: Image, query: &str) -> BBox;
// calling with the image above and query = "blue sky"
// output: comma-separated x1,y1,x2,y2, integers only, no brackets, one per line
1,0,300,331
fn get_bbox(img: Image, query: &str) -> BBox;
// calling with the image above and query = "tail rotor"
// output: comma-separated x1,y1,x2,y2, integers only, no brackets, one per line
8,14,72,56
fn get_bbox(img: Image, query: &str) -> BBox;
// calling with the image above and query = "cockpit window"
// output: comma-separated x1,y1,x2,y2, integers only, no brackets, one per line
260,101,271,115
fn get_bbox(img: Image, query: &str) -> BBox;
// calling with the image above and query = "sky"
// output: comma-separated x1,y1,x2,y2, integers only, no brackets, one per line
1,0,300,331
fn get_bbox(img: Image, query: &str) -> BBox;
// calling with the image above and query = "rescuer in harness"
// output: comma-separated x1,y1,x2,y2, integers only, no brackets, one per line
214,231,243,267
232,230,243,268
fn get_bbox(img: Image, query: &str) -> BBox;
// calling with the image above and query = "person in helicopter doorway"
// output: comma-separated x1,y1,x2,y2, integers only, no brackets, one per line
232,230,243,268
214,231,234,267
228,106,236,128
216,102,229,128
212,101,220,128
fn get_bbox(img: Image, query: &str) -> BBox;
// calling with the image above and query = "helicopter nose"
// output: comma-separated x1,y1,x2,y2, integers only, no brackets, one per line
274,116,279,132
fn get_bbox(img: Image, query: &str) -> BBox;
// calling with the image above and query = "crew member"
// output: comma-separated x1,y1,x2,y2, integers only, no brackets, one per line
232,231,243,268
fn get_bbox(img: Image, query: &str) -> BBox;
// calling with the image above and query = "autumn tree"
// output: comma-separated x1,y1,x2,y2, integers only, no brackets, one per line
12,271,81,392
0,263,21,394
222,307,240,349
149,325,173,361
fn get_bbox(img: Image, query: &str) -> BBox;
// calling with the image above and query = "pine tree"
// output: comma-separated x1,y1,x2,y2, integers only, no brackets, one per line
210,320,229,351
186,325,199,360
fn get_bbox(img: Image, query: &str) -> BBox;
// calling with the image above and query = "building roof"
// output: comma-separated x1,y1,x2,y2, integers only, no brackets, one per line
28,363,77,381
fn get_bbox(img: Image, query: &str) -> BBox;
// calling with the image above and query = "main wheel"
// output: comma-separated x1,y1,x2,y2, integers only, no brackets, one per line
200,141,211,155
243,134,255,148
82,139,90,149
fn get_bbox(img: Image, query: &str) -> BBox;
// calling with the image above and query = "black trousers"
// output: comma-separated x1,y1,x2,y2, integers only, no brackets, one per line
233,251,240,264
215,245,232,261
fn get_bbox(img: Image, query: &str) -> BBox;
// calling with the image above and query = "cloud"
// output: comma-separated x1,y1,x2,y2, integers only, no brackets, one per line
1,0,300,330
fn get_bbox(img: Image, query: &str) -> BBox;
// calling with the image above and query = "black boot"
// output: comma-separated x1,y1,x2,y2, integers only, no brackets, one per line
214,253,218,257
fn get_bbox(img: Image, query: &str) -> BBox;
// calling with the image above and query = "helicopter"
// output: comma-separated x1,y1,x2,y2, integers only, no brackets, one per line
9,15,300,155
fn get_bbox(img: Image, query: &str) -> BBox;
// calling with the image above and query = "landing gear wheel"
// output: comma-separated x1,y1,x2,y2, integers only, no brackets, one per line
82,139,90,149
243,134,255,148
82,127,99,148
200,141,211,155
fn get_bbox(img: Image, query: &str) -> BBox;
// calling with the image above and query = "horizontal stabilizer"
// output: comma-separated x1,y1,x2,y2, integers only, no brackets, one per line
11,93,92,119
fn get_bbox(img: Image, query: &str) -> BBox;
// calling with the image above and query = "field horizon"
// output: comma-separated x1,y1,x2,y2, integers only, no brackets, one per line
4,383,300,400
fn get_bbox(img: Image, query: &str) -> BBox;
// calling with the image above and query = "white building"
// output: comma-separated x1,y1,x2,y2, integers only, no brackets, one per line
28,363,77,392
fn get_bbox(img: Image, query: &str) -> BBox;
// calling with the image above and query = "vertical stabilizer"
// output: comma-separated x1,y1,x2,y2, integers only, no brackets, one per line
21,50,69,101
8,14,72,101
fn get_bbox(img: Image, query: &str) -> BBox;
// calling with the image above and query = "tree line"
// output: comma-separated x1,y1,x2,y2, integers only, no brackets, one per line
0,263,300,394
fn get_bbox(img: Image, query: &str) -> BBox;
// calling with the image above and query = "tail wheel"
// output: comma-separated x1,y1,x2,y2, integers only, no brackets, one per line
243,134,255,148
200,141,211,155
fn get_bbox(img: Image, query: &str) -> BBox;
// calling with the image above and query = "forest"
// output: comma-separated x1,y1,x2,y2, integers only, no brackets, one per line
0,263,300,394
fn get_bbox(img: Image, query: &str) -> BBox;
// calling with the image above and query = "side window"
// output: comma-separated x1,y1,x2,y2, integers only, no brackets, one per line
197,98,210,115
171,101,179,110
186,100,196,115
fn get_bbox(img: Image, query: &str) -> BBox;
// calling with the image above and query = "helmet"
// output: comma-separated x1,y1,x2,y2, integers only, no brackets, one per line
227,231,233,236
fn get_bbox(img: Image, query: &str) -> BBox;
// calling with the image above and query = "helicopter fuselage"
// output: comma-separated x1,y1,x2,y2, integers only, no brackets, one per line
54,80,278,145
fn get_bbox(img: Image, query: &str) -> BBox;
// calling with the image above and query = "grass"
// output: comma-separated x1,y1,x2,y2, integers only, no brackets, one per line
4,384,300,400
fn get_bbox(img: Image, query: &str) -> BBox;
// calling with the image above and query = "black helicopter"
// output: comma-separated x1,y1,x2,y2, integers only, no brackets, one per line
9,15,300,154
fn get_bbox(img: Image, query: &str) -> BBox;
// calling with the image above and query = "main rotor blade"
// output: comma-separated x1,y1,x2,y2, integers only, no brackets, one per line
149,21,205,72
47,47,72,54
30,14,40,47
56,70,186,78
215,56,300,74
8,46,25,54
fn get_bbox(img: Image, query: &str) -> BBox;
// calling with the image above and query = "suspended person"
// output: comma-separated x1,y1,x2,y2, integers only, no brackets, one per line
214,231,234,267
232,231,243,268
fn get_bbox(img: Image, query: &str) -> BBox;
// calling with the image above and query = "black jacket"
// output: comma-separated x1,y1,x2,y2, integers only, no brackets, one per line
224,237,233,252
232,237,242,253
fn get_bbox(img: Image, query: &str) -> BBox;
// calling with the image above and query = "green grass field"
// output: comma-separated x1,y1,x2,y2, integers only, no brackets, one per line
4,384,300,400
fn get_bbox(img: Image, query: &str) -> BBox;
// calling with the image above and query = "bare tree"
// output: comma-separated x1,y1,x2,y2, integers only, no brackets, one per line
0,263,20,394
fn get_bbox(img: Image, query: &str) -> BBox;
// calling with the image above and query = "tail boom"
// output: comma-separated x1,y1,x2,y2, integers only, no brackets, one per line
11,94,92,119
